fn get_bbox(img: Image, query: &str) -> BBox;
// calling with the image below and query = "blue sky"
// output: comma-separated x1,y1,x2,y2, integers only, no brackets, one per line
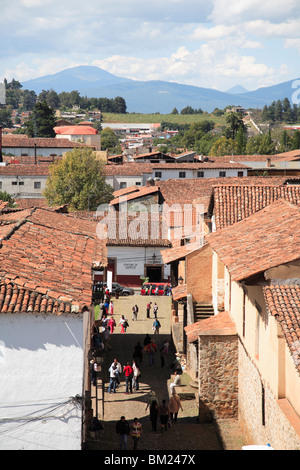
1,0,300,91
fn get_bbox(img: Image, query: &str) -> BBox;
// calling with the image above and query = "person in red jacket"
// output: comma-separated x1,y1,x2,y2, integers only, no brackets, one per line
123,362,133,394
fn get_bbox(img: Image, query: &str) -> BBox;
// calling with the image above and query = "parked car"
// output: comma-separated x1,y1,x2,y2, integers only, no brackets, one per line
102,282,135,296
141,282,169,296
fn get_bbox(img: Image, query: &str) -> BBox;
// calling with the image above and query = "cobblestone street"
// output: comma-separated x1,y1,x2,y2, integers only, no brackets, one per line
88,294,248,451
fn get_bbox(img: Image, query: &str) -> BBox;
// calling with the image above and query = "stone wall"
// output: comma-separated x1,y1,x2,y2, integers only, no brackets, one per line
198,334,238,421
238,341,300,450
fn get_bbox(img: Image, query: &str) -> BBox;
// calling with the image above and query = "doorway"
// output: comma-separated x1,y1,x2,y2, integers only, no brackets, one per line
146,265,163,282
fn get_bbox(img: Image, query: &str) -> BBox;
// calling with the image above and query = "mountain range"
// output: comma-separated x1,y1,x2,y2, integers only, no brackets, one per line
21,66,300,114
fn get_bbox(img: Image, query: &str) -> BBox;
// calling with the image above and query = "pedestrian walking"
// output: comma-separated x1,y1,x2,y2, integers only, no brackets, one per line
149,399,159,431
108,363,118,393
123,361,133,394
158,399,170,433
170,371,181,394
146,301,152,318
132,360,141,391
152,318,161,334
133,341,143,365
130,418,142,450
168,393,183,424
109,300,114,316
119,315,127,334
145,340,157,365
132,304,138,321
132,306,137,321
153,302,158,318
111,359,122,387
108,316,116,334
116,416,130,450
143,333,151,346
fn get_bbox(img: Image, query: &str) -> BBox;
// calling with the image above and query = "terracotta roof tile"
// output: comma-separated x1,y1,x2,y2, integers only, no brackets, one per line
184,311,237,343
172,283,187,301
2,135,86,149
206,199,300,282
210,185,300,230
263,284,300,374
0,207,107,310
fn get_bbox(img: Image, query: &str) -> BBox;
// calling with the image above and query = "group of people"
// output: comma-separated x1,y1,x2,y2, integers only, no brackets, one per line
116,416,142,451
108,358,141,394
115,387,183,451
145,388,183,433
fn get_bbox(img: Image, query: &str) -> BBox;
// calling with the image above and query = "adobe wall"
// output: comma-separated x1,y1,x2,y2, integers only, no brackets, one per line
198,334,238,421
238,341,300,450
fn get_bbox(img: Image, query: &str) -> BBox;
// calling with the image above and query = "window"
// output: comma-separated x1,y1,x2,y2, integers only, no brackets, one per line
135,182,141,186
34,182,41,189
12,181,17,186
197,171,204,178
155,171,162,178
219,171,226,177
119,182,127,189
19,181,24,186
0,182,2,189
238,171,244,177
179,171,186,178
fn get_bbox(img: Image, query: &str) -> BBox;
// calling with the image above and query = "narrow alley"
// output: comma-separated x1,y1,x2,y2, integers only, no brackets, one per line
87,293,247,451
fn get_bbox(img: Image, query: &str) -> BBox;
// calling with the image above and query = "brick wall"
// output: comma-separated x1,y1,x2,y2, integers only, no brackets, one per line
186,244,213,304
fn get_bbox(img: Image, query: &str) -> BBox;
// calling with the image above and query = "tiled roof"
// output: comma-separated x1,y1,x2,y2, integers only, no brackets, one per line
172,284,187,301
263,284,300,374
95,212,171,247
54,125,98,135
109,185,159,206
149,162,250,169
104,162,153,176
161,242,203,264
2,135,86,148
157,176,294,207
206,199,300,282
0,207,107,311
0,164,50,176
184,311,237,343
112,186,141,198
210,185,300,230
0,278,78,315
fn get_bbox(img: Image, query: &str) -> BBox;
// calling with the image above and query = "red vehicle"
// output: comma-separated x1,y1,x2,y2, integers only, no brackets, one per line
141,282,169,296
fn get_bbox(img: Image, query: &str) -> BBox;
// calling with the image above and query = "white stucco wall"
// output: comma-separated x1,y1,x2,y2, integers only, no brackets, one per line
0,314,85,450
108,246,170,278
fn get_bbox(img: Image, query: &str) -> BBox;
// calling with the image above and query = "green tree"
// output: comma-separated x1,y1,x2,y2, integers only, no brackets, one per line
291,130,300,150
38,89,60,109
235,125,247,154
25,101,56,137
225,112,246,140
209,137,239,156
0,108,13,128
22,89,37,111
43,148,114,210
101,127,120,151
0,191,16,207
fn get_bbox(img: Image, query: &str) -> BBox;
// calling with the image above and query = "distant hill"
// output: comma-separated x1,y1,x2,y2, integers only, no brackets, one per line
21,66,300,114
226,85,249,94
